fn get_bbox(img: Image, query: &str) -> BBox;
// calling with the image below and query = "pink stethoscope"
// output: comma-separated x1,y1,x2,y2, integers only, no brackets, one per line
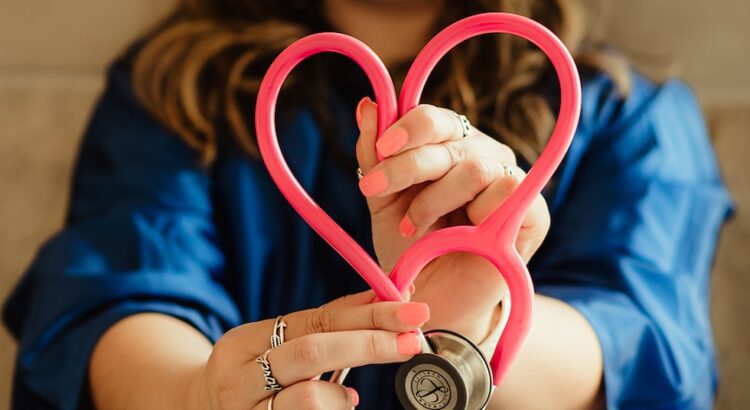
256,13,581,410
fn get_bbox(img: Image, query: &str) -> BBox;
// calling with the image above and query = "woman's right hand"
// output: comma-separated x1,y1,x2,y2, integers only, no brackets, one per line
191,290,429,410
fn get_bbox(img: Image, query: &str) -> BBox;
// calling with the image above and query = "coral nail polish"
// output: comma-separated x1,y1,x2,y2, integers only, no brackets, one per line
399,215,416,238
358,169,388,196
376,127,408,157
397,303,430,326
397,333,422,355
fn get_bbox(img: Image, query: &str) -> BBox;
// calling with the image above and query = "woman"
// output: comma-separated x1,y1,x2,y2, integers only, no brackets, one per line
3,0,732,409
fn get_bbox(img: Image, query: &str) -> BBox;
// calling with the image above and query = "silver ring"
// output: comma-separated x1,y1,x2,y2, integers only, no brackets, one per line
256,349,284,392
356,167,364,181
502,163,514,177
455,112,471,138
271,316,286,348
267,392,277,410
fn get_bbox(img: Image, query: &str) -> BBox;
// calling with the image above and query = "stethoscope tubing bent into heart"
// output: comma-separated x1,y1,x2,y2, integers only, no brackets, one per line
255,12,581,410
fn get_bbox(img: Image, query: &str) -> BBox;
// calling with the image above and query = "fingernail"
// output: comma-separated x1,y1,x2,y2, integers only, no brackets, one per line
376,127,408,157
346,387,360,406
397,303,430,326
399,215,416,238
409,283,416,295
358,169,387,196
397,333,423,355
355,97,371,129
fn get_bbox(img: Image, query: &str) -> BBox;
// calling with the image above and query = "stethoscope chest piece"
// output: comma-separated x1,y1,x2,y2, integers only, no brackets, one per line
395,330,493,410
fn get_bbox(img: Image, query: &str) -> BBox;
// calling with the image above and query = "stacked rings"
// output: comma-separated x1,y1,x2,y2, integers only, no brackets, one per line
257,316,287,397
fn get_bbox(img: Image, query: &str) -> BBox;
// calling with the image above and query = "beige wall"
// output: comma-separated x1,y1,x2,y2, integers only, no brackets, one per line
0,1,176,407
1,1,748,409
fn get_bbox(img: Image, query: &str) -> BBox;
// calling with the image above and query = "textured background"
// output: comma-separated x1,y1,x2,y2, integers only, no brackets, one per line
1,1,748,408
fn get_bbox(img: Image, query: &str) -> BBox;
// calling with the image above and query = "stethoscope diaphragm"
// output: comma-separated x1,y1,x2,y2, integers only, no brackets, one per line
395,329,493,410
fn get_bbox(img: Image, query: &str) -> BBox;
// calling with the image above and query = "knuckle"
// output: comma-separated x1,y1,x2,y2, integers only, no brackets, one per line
365,332,385,359
208,336,235,370
413,105,439,136
537,197,551,229
297,383,324,410
463,159,494,189
409,203,433,227
444,140,467,164
403,151,426,180
497,143,516,164
309,307,335,333
293,335,324,367
367,305,384,329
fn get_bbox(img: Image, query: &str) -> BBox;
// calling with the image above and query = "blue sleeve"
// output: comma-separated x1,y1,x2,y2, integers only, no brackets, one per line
2,62,241,409
530,72,733,409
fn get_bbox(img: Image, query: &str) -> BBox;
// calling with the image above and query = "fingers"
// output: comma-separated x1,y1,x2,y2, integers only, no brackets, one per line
211,293,426,408
227,297,429,357
255,381,358,410
253,330,422,387
355,101,517,202
401,158,513,237
464,167,526,226
359,136,515,198
283,301,430,340
375,105,465,157
465,167,550,262
400,161,549,260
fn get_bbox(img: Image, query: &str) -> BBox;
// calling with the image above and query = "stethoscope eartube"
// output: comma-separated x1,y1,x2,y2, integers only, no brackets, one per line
395,330,493,410
255,12,581,409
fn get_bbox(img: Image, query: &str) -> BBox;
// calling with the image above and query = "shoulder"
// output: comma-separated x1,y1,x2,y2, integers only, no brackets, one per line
78,56,206,175
577,67,719,183
546,67,724,210
580,67,698,136
67,57,216,220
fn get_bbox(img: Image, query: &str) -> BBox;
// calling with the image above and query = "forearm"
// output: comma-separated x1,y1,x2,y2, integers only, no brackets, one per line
487,294,604,409
89,313,213,410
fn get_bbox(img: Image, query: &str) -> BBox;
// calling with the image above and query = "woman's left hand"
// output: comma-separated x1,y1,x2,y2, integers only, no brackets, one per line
355,97,550,343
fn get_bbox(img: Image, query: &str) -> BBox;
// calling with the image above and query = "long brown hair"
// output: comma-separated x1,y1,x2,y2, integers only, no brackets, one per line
132,0,630,165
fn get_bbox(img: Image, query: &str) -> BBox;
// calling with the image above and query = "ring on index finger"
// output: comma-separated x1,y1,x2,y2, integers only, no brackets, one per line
256,349,284,392
271,316,287,348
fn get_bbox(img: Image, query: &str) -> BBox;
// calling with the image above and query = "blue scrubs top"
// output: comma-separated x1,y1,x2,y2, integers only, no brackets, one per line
3,56,733,409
